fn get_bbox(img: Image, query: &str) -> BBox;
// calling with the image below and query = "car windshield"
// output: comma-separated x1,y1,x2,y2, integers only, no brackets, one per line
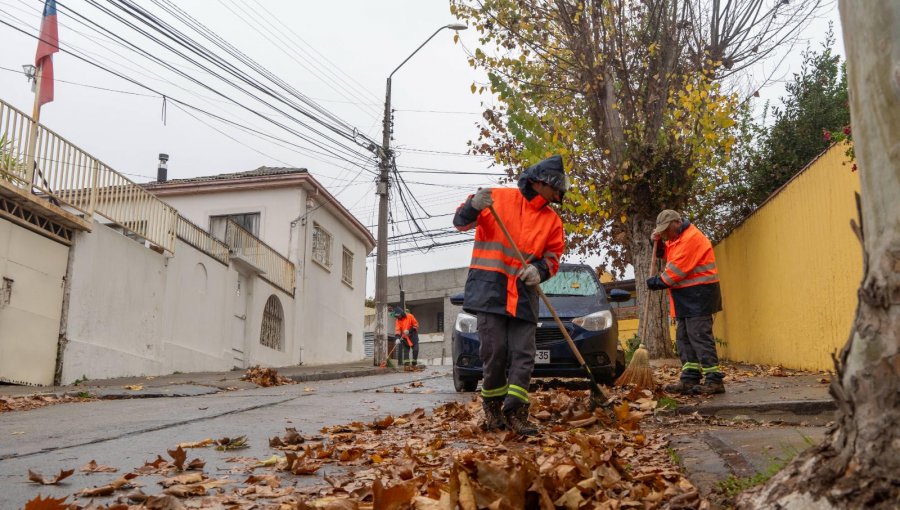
540,267,599,296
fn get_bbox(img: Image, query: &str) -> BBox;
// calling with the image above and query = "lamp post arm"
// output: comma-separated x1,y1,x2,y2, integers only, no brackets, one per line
389,25,453,80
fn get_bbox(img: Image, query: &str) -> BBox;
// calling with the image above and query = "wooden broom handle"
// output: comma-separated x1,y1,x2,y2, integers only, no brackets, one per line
649,238,659,276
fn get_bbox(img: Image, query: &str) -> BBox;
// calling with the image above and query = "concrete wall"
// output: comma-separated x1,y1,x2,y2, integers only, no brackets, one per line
61,220,297,383
713,144,862,371
387,267,469,364
294,198,369,364
160,188,303,257
0,218,69,386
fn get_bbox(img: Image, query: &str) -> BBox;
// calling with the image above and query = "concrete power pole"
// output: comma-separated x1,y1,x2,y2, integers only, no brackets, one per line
373,77,393,367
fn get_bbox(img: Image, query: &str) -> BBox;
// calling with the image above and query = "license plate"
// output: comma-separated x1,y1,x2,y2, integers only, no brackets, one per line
535,350,550,364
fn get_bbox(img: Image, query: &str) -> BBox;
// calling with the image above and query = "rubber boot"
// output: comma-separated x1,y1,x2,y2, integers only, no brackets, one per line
503,405,538,436
480,400,505,432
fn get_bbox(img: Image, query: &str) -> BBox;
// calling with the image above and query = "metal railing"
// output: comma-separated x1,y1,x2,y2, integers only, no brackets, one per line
176,215,230,265
0,98,176,252
225,219,295,295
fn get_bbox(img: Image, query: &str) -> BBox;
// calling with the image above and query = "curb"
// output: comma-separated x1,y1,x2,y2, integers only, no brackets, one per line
676,399,836,416
286,367,393,383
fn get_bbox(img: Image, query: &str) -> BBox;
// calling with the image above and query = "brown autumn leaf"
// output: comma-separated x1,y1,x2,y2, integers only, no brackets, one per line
245,474,281,487
163,484,207,497
78,472,139,498
23,494,70,510
28,468,74,485
292,458,323,475
373,477,418,510
79,460,118,473
143,494,186,510
371,415,395,429
159,471,203,488
176,438,213,448
186,458,205,470
168,446,187,470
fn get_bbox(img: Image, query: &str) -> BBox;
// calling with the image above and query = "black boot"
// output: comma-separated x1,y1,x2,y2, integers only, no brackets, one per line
480,400,505,431
503,405,538,436
695,379,725,395
664,380,699,395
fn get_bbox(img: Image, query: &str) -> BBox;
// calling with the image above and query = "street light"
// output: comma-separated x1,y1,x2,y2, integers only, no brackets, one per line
373,23,467,367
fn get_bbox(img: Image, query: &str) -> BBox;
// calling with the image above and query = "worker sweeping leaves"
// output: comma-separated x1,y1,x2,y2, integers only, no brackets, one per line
646,210,725,395
392,306,420,369
453,155,567,436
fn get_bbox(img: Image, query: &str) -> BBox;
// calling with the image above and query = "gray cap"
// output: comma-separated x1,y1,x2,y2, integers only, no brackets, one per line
653,210,681,235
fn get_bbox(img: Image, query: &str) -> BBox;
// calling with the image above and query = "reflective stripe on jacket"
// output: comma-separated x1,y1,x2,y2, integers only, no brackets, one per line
453,186,564,323
662,221,722,317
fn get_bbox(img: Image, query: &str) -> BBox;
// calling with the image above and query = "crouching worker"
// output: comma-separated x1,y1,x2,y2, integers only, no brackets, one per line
452,155,567,436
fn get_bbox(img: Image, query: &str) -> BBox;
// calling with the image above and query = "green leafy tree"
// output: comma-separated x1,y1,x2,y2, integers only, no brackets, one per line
451,0,822,358
748,27,850,206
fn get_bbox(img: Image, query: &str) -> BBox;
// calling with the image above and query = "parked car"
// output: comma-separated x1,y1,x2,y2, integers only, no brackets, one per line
450,263,631,392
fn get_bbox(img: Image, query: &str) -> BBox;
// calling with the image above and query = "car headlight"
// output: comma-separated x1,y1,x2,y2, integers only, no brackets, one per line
572,310,613,331
454,312,477,333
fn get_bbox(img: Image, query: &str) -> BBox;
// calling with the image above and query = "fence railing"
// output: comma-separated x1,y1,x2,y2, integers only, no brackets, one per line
0,98,176,252
225,219,295,295
176,215,230,265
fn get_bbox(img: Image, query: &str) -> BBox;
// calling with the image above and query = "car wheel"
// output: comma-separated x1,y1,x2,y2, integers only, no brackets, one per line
453,364,478,392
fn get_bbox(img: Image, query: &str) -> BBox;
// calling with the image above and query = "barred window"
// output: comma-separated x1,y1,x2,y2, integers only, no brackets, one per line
312,223,332,269
342,246,353,286
260,295,284,351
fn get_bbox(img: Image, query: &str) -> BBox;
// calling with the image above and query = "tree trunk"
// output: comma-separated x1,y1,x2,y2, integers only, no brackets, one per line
738,3,900,508
630,216,676,360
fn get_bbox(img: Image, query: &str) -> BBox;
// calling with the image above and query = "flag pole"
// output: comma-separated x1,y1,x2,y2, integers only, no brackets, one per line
24,64,43,187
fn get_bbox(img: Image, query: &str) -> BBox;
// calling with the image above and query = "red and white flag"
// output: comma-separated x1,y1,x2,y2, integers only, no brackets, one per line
34,0,59,106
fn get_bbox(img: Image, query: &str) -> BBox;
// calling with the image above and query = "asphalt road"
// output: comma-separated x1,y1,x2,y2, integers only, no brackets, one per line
0,367,469,509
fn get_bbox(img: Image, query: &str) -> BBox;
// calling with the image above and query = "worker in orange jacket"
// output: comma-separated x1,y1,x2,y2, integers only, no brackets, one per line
392,306,420,368
646,209,724,395
453,155,567,436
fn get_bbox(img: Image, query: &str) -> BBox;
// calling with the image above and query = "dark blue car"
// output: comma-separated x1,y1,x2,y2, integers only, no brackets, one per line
451,263,631,392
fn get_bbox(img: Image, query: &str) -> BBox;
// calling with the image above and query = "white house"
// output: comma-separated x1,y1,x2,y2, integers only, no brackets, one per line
144,167,376,366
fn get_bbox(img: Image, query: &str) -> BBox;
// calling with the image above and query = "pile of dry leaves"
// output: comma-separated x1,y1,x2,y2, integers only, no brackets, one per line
0,394,95,414
241,366,295,388
24,386,706,509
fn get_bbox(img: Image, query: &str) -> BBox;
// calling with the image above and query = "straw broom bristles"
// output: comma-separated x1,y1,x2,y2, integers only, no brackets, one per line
615,343,656,390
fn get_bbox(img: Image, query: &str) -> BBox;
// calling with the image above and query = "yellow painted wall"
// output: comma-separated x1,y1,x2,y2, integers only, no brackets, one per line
712,144,862,371
617,319,676,346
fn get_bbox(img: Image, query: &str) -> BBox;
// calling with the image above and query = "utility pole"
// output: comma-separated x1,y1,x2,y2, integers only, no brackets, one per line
372,23,467,367
373,77,393,367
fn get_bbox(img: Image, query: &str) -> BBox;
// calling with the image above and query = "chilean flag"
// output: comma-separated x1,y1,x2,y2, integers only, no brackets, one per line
34,0,59,106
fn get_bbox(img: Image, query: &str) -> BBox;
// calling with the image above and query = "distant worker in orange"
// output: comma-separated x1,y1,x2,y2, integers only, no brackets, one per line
392,306,420,369
646,210,724,395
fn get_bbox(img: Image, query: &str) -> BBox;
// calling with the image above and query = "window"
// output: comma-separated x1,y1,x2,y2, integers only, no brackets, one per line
346,332,353,352
342,246,353,286
260,295,284,351
312,223,332,269
436,311,444,332
210,213,260,240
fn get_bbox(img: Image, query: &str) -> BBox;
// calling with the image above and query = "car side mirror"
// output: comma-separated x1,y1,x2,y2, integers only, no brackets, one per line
449,292,464,306
608,288,631,302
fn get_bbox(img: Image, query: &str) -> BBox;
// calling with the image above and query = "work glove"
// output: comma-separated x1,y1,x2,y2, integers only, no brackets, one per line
646,276,668,290
471,187,493,211
403,329,410,335
394,337,401,347
517,264,541,286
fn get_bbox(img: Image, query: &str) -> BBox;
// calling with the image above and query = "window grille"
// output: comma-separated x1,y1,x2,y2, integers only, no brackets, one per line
437,311,445,332
312,223,332,269
260,295,284,351
210,212,260,240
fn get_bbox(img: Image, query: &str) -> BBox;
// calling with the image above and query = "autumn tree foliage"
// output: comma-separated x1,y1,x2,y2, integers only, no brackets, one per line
451,0,822,358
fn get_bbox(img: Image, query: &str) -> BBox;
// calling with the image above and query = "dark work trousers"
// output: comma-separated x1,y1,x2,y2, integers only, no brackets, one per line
675,315,723,383
477,312,536,413
398,329,420,366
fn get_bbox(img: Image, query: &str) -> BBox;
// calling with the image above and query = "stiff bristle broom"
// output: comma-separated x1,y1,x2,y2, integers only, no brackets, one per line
615,240,659,390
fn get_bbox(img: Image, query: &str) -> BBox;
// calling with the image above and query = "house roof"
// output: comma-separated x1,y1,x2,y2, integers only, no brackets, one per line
143,166,375,250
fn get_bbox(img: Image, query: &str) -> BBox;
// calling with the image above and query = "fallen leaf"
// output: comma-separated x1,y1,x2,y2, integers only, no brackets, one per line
28,469,74,485
176,439,213,448
80,460,117,473
123,384,143,391
168,446,187,470
23,494,70,510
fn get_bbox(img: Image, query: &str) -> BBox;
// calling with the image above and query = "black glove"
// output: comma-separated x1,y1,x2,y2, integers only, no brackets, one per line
646,276,668,290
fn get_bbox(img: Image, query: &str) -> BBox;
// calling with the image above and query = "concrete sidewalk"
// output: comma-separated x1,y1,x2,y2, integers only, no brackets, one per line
0,361,392,400
663,371,836,504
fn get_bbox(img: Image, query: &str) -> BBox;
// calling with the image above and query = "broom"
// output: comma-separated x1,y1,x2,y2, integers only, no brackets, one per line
615,239,659,390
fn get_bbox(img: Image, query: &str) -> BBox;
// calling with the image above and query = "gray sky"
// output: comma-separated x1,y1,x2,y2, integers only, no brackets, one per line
0,0,842,297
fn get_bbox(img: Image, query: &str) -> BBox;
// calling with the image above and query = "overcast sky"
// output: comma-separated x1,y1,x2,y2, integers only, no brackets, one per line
0,0,841,297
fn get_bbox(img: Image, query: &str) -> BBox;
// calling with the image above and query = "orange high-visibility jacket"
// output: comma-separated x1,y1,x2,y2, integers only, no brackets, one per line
394,313,419,335
660,222,722,317
453,187,564,322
